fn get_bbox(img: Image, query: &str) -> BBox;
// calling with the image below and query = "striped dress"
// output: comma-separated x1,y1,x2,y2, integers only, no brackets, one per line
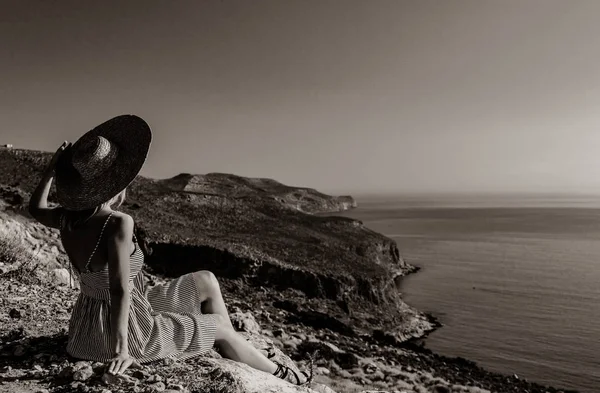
61,212,217,363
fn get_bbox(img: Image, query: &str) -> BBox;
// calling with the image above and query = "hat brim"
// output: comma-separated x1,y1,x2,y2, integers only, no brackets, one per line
55,115,152,211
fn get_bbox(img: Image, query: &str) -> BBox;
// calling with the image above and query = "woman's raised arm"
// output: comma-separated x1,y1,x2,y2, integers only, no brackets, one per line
28,141,70,229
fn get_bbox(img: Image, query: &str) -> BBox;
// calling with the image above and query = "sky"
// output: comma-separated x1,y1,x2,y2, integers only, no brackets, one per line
2,0,600,195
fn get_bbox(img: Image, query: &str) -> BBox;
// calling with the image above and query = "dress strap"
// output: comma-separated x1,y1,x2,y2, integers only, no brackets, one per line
84,211,115,273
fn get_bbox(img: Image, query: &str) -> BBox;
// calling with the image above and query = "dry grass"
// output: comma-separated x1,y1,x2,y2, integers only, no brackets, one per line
0,230,42,283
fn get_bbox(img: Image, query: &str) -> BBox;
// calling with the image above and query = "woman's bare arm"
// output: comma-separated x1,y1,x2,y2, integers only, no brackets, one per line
106,213,136,373
29,141,70,229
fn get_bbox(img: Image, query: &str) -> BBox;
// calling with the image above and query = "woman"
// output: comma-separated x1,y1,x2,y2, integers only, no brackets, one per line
28,115,310,385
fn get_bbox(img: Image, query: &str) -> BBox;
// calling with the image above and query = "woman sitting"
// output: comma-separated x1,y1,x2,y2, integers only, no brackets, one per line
28,115,310,385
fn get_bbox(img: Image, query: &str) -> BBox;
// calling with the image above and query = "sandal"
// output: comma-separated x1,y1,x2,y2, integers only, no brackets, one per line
272,361,313,386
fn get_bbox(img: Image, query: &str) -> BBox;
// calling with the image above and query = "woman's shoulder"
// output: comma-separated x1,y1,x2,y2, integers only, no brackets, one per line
106,211,135,237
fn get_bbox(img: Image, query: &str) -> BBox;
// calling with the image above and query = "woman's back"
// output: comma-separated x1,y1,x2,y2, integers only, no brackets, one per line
60,210,136,274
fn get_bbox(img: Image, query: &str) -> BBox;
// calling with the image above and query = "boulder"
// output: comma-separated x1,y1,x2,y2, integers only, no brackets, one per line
230,311,262,335
51,267,79,288
178,357,331,393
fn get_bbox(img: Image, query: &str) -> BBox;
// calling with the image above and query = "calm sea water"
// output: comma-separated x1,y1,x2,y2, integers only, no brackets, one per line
335,195,600,393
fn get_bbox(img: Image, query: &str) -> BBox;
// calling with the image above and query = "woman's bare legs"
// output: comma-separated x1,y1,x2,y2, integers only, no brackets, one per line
192,271,234,329
212,315,278,374
192,271,308,384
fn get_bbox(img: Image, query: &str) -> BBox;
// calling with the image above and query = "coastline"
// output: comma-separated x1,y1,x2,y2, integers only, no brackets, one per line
388,263,580,393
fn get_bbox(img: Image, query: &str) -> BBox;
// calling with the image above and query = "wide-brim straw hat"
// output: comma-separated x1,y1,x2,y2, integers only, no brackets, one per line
55,114,152,211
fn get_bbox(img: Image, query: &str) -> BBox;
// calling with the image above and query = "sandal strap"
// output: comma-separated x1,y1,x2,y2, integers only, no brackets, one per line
273,362,304,385
287,368,302,385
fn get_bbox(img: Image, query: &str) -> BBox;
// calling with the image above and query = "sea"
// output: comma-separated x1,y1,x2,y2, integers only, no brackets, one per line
333,194,600,393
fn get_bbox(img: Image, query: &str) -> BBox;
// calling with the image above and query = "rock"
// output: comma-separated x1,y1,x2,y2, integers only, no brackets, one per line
147,381,166,392
393,379,414,390
328,361,342,373
165,384,186,391
370,370,385,381
101,372,139,386
147,374,164,383
296,340,359,370
69,381,85,390
362,361,378,374
51,268,78,287
58,366,75,379
73,360,92,370
282,336,302,351
315,366,330,376
182,357,331,393
230,311,262,335
161,358,176,366
13,345,26,356
73,365,94,381
9,307,21,319
320,342,344,353
312,384,337,393
132,369,151,379
92,362,106,374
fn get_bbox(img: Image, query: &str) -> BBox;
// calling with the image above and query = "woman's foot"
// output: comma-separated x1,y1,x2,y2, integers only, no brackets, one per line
272,361,312,386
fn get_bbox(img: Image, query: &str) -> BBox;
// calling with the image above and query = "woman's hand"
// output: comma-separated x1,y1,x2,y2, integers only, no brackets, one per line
107,352,141,375
48,141,71,170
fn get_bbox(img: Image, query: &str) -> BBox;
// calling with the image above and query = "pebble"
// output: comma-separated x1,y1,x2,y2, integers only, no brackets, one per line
148,381,166,392
132,369,151,379
73,366,94,381
363,362,378,374
13,345,26,357
161,358,176,366
316,366,331,376
370,370,385,381
58,365,76,378
147,374,164,383
101,372,139,386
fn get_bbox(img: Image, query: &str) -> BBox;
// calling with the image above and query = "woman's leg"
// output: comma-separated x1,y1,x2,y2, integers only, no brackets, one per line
213,315,278,374
192,271,233,329
196,272,308,384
